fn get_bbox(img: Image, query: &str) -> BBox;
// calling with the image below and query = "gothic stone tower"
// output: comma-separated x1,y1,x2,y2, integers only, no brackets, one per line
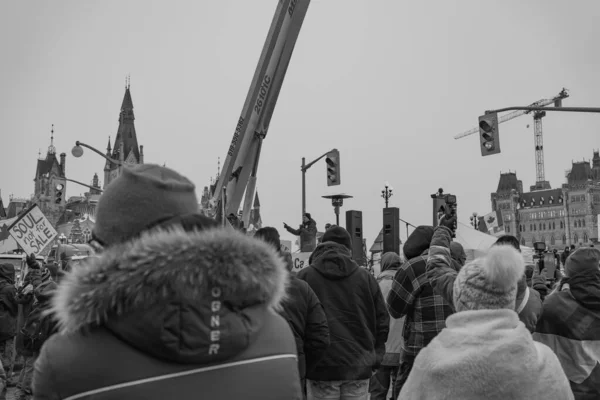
104,83,144,188
33,126,67,226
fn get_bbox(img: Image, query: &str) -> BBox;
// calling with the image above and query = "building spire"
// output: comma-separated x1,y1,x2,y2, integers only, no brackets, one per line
107,135,112,153
47,124,56,155
216,157,221,180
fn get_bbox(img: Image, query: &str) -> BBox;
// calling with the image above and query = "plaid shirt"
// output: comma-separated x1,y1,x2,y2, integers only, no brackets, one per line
386,250,454,358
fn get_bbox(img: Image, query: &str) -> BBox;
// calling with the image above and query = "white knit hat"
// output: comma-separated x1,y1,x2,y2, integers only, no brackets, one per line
453,245,525,312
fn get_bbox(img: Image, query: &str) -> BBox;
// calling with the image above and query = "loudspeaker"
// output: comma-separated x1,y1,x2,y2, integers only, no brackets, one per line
383,207,400,254
346,210,366,266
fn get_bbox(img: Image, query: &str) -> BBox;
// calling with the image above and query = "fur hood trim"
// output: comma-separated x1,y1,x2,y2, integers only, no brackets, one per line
51,227,288,334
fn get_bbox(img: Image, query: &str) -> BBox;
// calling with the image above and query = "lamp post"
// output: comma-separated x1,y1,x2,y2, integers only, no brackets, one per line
470,212,479,230
72,141,123,166
322,193,353,226
381,182,393,208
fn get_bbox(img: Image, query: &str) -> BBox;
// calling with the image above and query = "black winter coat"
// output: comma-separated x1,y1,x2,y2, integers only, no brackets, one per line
298,242,389,381
0,264,17,341
279,273,330,378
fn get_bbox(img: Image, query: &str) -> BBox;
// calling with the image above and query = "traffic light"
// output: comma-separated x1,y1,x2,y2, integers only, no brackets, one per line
325,149,340,186
55,182,64,204
479,113,500,156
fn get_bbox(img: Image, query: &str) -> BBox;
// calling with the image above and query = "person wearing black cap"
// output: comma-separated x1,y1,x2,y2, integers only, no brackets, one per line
298,226,389,400
33,164,302,400
284,213,318,252
534,247,600,399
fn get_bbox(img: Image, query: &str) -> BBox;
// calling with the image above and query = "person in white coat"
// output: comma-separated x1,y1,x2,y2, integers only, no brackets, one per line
399,245,574,400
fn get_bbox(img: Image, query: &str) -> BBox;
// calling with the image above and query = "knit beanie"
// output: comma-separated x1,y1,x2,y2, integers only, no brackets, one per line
453,245,525,312
403,226,434,260
565,247,600,277
322,226,352,251
93,164,199,247
450,242,466,266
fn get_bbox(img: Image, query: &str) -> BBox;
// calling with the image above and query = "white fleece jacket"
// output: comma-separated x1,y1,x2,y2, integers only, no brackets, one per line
398,309,574,400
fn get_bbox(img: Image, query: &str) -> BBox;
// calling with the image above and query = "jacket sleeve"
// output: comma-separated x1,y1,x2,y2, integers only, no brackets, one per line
386,261,417,319
303,285,330,372
33,340,61,400
285,225,301,236
371,275,390,369
425,226,457,308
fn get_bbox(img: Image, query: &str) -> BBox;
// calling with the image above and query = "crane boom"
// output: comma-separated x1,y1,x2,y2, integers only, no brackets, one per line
210,0,311,223
454,88,569,139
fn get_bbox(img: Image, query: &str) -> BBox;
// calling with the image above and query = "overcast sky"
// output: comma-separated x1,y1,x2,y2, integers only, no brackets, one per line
1,0,599,249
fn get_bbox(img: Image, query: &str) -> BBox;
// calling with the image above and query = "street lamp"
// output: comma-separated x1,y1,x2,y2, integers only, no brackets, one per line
381,182,393,208
72,141,123,167
470,212,479,230
322,193,353,226
58,234,67,244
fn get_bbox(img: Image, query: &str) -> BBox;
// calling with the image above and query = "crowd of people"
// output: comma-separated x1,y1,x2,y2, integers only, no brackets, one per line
0,163,597,399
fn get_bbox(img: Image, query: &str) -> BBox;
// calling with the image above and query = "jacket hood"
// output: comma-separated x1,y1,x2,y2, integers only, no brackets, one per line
563,268,600,310
309,242,359,280
400,309,573,400
380,252,401,272
50,227,289,365
403,226,434,260
0,264,15,284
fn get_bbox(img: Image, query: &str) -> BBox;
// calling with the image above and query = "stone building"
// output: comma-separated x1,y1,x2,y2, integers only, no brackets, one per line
32,127,67,226
488,151,600,249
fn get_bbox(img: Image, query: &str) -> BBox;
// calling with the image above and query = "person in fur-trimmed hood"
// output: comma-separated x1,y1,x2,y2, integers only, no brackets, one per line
399,245,574,400
32,164,302,400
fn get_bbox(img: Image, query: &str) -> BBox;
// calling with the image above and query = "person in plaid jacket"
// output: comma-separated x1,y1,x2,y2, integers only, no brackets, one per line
385,225,455,398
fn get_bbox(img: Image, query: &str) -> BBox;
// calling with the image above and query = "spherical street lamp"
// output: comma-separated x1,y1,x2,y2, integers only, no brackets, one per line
71,142,84,158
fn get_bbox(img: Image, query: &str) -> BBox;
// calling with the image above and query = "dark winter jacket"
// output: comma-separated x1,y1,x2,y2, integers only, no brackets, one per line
21,281,58,353
33,227,302,400
15,276,38,356
279,272,330,378
534,268,600,400
286,220,318,253
426,226,543,332
0,263,18,341
387,225,452,358
297,242,389,381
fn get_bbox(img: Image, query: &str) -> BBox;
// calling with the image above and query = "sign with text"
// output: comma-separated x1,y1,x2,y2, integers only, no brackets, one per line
8,205,57,255
292,252,312,271
280,240,292,254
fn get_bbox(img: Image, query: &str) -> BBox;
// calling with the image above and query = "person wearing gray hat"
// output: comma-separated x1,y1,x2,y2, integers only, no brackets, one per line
33,164,302,400
534,247,600,399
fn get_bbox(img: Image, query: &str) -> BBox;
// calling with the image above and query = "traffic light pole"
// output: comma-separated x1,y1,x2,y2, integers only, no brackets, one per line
301,150,336,220
486,106,600,114
64,178,103,193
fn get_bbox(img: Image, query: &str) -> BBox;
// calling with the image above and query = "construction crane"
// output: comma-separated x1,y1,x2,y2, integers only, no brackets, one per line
455,88,569,189
210,0,311,226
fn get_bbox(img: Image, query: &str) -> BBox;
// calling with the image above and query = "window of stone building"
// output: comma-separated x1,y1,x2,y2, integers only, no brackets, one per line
506,226,510,233
539,223,542,231
584,233,589,242
552,222,556,230
574,233,579,243
521,237,526,246
543,223,546,230
583,219,586,227
562,234,567,244
534,224,536,231
551,236,555,245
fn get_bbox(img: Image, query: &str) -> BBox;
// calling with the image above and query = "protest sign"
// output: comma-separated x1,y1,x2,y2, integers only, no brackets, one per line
8,204,57,255
280,240,292,254
291,252,312,271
